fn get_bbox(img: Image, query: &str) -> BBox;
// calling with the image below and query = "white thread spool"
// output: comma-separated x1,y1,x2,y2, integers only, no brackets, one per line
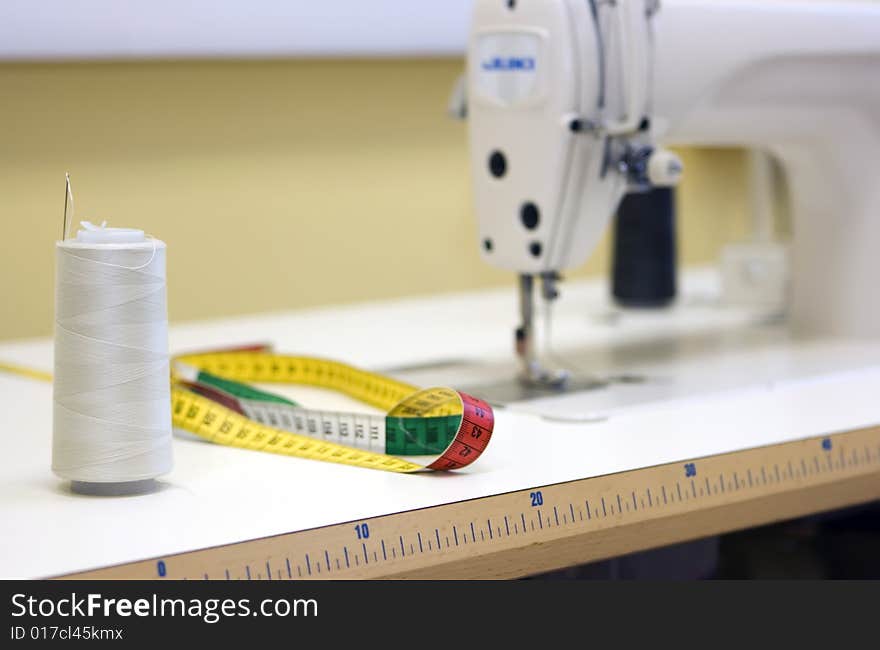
53,222,173,495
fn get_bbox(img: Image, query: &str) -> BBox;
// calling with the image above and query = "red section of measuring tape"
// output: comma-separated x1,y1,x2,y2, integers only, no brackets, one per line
180,342,274,356
179,379,246,415
428,392,494,471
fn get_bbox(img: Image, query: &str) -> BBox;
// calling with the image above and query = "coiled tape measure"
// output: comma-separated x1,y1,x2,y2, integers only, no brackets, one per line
3,347,495,473
171,347,494,472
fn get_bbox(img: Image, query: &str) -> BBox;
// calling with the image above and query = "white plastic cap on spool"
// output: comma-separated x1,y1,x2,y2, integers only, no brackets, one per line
75,220,145,244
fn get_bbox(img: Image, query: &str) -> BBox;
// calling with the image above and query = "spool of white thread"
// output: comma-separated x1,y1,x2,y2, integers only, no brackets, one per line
52,222,173,495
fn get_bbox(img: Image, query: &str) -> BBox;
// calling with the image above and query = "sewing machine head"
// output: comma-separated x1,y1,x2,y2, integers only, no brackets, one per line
464,0,682,385
467,0,681,278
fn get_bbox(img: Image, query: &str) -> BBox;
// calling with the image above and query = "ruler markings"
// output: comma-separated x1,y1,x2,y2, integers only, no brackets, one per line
62,428,880,580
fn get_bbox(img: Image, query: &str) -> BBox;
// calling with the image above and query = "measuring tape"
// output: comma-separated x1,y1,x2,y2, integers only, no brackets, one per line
1,349,495,474
171,349,494,472
0,362,53,383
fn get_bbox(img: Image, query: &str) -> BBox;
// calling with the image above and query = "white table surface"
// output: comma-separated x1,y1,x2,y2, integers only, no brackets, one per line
2,269,879,578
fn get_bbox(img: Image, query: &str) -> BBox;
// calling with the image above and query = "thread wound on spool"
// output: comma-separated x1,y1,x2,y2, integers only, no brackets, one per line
52,235,173,484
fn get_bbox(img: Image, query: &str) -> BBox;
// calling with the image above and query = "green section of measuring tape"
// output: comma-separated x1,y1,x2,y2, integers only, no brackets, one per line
195,369,460,455
197,371,298,406
386,413,461,456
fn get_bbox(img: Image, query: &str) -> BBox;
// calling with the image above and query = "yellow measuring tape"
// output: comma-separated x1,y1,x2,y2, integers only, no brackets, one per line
0,362,53,383
2,350,494,474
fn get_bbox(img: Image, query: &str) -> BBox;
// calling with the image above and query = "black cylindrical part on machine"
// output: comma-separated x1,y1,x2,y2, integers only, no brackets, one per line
611,187,677,308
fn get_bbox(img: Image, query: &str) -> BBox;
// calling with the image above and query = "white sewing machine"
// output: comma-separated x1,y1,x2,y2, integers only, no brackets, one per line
462,0,880,387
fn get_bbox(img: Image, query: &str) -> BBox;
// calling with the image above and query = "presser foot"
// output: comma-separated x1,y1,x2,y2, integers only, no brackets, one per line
518,360,571,390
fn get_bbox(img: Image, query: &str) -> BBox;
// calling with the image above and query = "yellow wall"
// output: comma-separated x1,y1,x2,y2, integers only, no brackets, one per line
0,59,750,341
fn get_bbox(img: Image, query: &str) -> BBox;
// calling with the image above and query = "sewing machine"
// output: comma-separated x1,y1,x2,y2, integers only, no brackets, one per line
462,0,880,388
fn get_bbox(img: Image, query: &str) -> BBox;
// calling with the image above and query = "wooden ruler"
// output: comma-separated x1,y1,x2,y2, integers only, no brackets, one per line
62,426,880,580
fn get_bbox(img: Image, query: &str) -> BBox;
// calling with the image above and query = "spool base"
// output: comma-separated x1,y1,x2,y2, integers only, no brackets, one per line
70,479,158,497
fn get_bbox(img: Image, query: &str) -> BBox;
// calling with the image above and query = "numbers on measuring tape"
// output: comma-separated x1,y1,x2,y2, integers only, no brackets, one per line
822,438,832,451
354,523,370,540
156,561,166,577
684,463,697,477
530,491,543,507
